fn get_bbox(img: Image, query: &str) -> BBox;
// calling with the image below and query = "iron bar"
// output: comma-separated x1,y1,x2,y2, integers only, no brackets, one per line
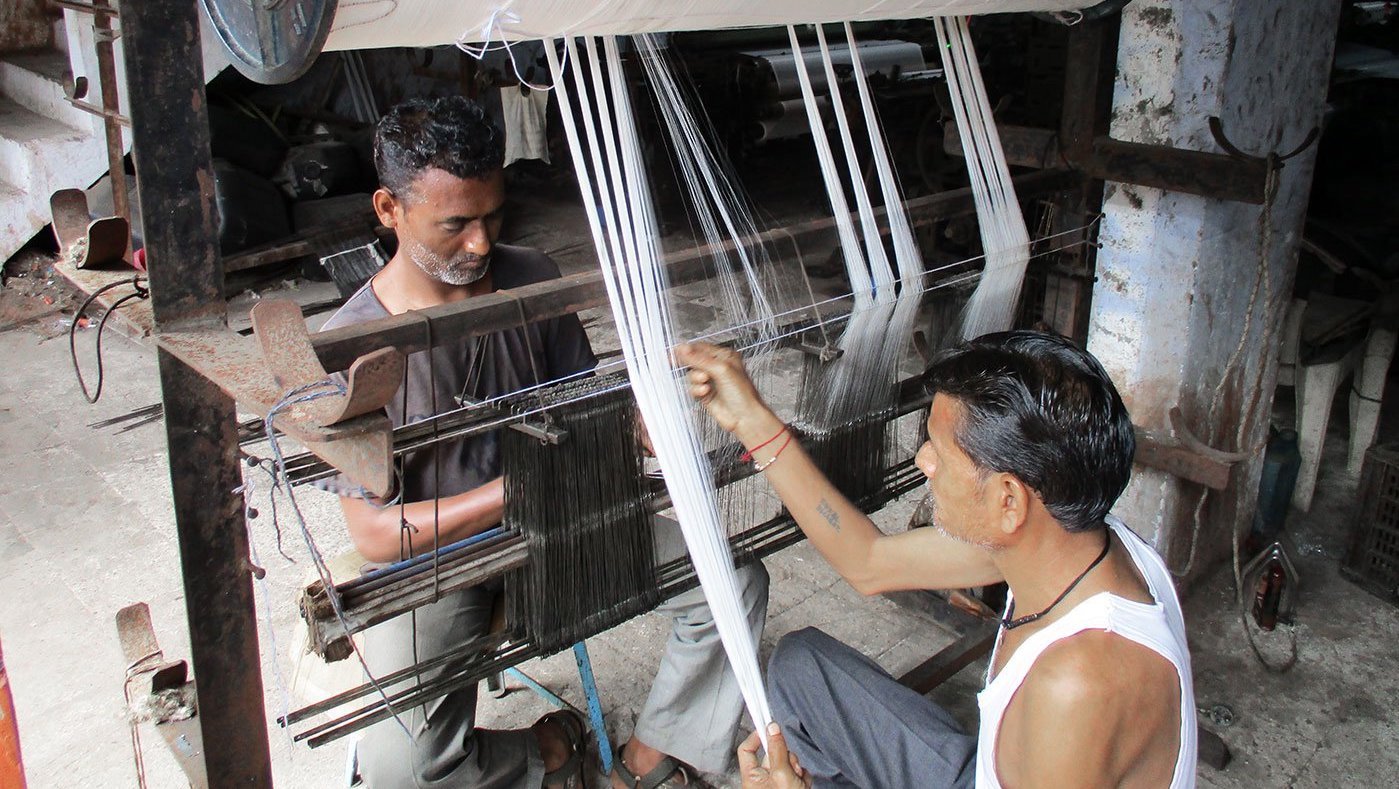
279,632,511,726
123,0,271,785
93,0,130,259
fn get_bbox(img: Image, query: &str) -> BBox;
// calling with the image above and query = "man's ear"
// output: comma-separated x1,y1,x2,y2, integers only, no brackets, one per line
373,187,401,229
993,473,1032,537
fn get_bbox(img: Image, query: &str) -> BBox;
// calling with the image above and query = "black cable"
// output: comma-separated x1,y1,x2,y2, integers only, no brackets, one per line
68,276,148,404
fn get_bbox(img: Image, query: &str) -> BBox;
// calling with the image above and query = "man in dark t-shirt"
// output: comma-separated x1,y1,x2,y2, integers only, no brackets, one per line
324,97,768,789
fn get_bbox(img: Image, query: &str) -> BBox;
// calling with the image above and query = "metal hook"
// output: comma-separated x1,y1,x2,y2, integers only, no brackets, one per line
1207,116,1320,167
65,75,89,101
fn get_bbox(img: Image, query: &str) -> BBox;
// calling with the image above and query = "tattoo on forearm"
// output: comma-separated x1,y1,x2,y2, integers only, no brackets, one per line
816,498,841,532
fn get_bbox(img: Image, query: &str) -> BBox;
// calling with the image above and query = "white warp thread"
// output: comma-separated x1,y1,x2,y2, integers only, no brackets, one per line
934,16,1032,339
544,36,774,746
789,24,925,428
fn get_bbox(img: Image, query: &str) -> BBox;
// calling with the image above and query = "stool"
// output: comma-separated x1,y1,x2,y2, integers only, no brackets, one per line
488,642,615,775
1277,295,1396,511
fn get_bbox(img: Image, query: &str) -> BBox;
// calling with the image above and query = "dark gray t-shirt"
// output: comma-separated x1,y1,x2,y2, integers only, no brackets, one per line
317,244,597,502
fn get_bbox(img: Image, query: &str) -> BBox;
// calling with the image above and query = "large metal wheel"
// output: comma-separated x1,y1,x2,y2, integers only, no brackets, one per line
200,0,338,84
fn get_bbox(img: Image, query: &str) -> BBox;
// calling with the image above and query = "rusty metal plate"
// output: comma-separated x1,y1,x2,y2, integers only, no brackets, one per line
49,188,130,269
156,325,398,496
50,188,89,254
250,299,405,425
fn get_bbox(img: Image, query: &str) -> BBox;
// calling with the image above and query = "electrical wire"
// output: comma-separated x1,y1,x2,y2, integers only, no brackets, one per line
68,275,148,404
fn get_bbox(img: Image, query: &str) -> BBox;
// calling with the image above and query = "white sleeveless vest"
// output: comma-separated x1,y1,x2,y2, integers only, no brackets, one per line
974,516,1197,788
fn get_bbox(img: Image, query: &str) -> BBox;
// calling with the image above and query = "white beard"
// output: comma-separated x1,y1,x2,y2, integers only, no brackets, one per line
405,238,490,286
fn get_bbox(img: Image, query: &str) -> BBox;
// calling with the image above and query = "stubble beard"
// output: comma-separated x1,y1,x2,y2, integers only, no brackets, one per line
924,489,1000,551
406,238,490,286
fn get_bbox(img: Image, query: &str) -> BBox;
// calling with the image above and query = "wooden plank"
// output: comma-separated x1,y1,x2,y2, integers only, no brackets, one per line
897,620,999,695
945,123,1267,205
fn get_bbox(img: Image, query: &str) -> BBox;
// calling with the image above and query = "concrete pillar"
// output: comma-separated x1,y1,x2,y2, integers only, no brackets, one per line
1086,1,1341,583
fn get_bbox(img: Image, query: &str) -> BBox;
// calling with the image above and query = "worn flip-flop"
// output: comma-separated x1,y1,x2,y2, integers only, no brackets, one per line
611,746,692,789
541,709,590,788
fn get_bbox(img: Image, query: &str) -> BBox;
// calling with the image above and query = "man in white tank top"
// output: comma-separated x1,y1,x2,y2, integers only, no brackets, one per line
678,331,1197,788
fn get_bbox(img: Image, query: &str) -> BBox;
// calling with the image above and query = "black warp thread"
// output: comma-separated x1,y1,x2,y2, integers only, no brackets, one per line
503,374,660,654
793,352,896,502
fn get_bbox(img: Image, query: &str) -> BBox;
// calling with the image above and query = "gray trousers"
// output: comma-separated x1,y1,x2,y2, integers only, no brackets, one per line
768,628,976,789
357,517,770,788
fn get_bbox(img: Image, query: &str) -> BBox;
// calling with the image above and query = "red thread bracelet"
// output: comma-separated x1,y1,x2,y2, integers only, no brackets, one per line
740,424,788,462
754,432,794,472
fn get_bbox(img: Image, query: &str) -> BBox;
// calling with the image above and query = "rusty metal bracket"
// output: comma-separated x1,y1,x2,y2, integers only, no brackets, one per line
116,603,207,789
156,300,406,496
50,188,131,269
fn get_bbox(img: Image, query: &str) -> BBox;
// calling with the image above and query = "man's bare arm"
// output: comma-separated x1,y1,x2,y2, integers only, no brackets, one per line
677,343,1001,594
340,477,505,563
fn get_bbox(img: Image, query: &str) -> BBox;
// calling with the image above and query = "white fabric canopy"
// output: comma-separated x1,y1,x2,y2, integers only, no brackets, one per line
326,1,1087,50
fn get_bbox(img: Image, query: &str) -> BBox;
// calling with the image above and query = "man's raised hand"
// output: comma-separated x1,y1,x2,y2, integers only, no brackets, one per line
675,342,773,436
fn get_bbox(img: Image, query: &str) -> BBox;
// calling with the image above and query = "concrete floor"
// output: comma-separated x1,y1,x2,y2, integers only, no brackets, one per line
2,176,1397,786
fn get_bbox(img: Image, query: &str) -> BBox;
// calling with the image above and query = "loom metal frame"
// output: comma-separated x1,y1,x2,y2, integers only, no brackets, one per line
122,4,1258,784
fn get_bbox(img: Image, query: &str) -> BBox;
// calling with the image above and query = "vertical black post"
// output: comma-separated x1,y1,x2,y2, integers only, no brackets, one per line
1059,16,1119,164
1053,15,1122,343
122,0,273,785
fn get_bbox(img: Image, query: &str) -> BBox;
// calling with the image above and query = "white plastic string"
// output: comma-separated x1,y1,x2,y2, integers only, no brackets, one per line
842,24,927,388
633,34,785,344
455,9,562,91
789,24,925,430
545,36,774,745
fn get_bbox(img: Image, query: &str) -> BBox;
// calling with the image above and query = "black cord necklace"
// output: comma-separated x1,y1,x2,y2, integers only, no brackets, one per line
1001,531,1113,631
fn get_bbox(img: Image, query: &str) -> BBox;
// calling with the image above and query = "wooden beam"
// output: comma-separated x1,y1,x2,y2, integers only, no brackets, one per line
897,620,998,695
311,170,1082,373
945,123,1268,205
1133,429,1233,491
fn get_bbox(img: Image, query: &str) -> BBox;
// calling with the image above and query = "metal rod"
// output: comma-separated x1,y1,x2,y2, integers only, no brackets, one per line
336,527,511,596
92,0,130,259
279,631,512,726
65,98,131,125
122,0,272,784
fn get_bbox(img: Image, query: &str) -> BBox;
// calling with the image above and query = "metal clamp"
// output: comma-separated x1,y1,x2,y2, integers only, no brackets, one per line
510,417,570,445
